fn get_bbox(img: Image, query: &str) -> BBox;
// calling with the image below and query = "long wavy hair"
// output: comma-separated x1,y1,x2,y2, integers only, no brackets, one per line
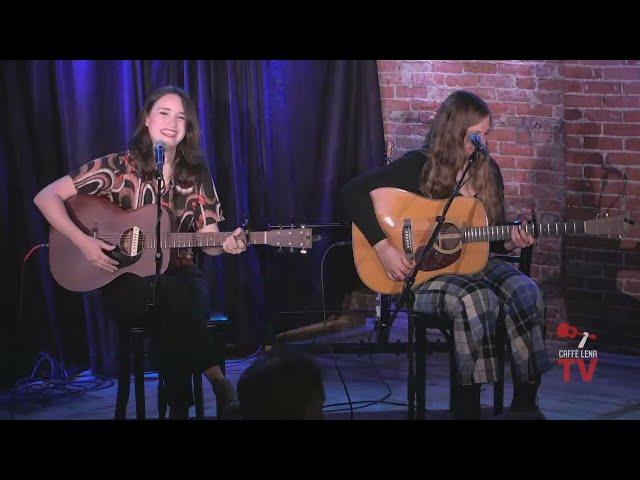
128,85,205,186
419,90,505,226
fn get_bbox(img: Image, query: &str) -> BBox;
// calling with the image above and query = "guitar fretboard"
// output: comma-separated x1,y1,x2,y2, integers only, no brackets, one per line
462,221,587,243
145,232,267,249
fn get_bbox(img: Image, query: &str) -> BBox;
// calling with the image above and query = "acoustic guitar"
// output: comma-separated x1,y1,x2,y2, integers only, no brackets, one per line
49,195,313,292
352,188,632,295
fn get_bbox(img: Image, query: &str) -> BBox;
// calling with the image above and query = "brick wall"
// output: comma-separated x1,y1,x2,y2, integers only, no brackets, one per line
377,60,640,354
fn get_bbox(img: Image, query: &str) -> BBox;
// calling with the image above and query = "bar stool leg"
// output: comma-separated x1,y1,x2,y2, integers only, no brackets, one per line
193,372,204,419
132,332,146,419
494,319,506,415
158,374,167,419
115,330,131,420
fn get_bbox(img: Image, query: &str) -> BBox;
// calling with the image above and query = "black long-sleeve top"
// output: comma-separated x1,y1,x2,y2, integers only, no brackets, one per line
340,150,510,254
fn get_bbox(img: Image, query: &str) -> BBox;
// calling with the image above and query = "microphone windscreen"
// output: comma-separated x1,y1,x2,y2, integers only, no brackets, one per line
153,140,167,150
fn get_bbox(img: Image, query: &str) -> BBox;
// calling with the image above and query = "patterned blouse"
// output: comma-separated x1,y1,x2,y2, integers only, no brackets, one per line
69,151,225,266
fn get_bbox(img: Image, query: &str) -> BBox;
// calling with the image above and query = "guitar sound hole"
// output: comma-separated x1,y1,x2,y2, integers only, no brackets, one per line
437,223,462,250
119,228,145,257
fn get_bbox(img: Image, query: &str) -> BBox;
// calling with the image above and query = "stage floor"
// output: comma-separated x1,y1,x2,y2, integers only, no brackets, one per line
2,315,639,420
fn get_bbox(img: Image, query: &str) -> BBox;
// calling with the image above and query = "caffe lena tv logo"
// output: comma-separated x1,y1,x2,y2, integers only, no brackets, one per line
556,322,598,383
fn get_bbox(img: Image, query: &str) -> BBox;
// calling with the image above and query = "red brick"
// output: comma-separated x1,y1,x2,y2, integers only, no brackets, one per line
584,109,623,122
504,183,520,196
497,63,535,75
477,75,516,88
516,157,554,171
534,172,563,184
409,99,438,111
623,82,640,94
494,156,516,168
582,136,623,150
566,151,604,164
516,129,531,144
566,178,591,192
627,183,640,195
564,135,582,148
501,170,534,183
564,123,603,135
564,109,583,121
498,143,534,156
466,87,496,101
517,104,553,117
538,79,564,91
565,95,604,108
409,72,445,86
395,86,430,99
432,62,463,73
399,62,431,73
382,99,411,111
490,102,518,115
496,89,530,102
535,92,563,105
378,72,402,85
516,77,536,89
385,122,414,135
603,95,640,108
603,67,640,80
445,75,480,87
625,139,640,151
534,145,564,159
583,166,606,179
462,62,497,74
622,281,640,295
603,123,640,136
488,127,516,141
623,110,640,122
566,165,584,177
607,152,640,165
627,168,640,181
379,85,395,100
534,63,559,77
565,81,583,93
560,65,602,79
583,81,623,94
377,60,398,72
575,60,626,66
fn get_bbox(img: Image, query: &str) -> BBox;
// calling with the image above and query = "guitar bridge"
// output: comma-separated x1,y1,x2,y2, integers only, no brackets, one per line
402,219,414,262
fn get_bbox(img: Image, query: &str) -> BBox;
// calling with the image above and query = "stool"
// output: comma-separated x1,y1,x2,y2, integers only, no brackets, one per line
114,312,229,420
157,312,230,419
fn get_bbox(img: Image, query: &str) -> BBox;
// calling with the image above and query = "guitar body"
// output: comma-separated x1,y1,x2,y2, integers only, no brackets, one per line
49,195,172,292
352,188,490,295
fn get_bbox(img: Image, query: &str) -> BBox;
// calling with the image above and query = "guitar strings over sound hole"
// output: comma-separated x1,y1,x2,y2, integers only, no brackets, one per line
120,227,145,256
437,223,462,250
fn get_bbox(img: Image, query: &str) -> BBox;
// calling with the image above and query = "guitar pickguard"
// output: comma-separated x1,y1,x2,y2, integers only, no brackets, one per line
414,246,461,271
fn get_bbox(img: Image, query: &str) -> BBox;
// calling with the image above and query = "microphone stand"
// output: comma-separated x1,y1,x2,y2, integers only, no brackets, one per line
147,152,164,317
389,148,481,419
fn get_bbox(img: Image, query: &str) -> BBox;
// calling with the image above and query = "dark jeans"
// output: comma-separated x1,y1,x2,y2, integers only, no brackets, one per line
103,266,222,410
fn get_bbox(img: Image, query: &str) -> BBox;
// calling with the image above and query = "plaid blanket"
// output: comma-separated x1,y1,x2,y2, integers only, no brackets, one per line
413,257,551,385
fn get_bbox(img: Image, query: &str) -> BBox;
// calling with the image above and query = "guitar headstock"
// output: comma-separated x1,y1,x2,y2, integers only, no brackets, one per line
265,226,314,252
585,212,634,238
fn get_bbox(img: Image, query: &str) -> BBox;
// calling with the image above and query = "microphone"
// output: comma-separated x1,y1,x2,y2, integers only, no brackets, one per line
153,140,166,171
468,133,488,155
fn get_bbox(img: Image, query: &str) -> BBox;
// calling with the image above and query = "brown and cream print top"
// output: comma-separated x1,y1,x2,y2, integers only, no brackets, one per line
69,152,225,264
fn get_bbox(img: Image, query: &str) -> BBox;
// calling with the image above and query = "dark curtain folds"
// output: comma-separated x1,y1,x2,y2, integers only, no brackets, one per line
0,60,384,384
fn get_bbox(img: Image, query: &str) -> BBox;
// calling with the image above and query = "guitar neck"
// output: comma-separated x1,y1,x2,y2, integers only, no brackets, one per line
145,231,268,249
462,221,588,243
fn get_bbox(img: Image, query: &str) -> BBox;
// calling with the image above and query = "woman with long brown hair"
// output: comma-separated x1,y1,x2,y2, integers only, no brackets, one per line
34,86,246,419
342,90,550,419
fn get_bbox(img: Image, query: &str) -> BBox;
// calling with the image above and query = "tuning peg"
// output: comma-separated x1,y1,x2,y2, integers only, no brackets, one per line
289,247,294,253
300,249,308,255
